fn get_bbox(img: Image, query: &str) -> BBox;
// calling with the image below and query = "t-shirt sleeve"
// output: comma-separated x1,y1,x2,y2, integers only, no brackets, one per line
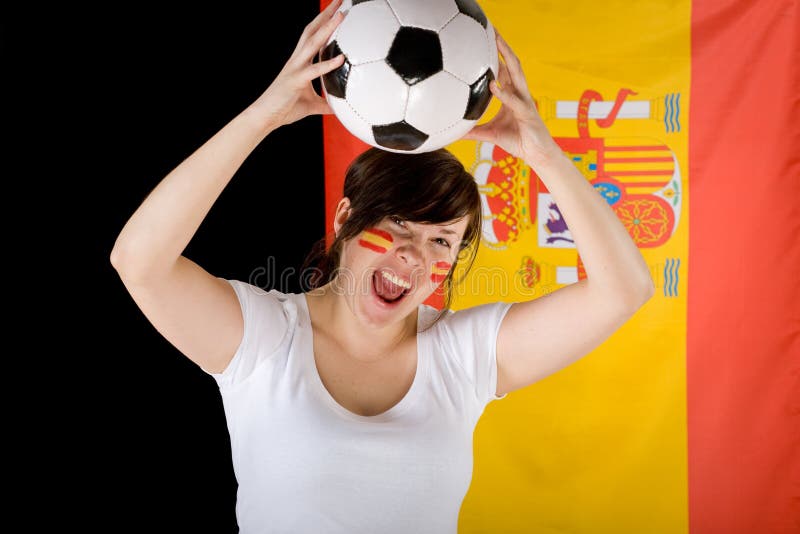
206,278,292,389
437,301,514,406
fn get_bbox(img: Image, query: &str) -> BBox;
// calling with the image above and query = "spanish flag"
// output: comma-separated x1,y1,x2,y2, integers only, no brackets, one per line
430,261,451,284
321,1,799,532
358,227,393,254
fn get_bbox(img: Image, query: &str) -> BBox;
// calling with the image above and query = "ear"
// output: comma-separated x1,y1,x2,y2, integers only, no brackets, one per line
333,197,352,237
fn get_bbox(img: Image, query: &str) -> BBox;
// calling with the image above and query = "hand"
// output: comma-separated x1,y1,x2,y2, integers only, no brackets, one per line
463,32,563,171
249,0,346,129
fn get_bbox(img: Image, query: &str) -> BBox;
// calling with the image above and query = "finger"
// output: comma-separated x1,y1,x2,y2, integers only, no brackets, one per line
495,33,529,91
493,34,512,89
305,53,345,81
496,55,512,88
490,79,527,115
303,9,346,59
495,32,521,75
495,32,520,68
297,0,343,52
309,96,335,116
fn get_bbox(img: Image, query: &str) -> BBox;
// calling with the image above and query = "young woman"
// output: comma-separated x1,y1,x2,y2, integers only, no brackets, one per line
111,1,654,531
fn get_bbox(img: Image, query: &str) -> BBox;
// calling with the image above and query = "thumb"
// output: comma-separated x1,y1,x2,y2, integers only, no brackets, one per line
309,95,335,116
462,122,494,143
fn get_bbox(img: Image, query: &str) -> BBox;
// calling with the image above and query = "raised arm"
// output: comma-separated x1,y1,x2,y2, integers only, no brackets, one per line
110,0,346,373
464,32,655,396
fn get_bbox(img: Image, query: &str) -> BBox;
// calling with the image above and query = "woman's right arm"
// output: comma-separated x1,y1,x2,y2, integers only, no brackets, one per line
110,0,345,373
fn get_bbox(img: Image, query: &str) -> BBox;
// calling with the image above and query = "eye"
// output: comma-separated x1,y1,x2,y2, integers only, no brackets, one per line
390,216,405,227
434,237,451,248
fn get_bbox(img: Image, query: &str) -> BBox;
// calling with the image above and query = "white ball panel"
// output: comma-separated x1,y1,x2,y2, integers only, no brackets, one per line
372,144,424,155
441,117,477,141
387,0,459,31
336,0,399,64
486,23,499,78
413,118,476,152
440,13,492,83
405,71,469,134
347,62,408,125
327,95,377,147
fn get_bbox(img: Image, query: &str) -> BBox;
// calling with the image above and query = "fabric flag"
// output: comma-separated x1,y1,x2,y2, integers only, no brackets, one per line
321,1,799,532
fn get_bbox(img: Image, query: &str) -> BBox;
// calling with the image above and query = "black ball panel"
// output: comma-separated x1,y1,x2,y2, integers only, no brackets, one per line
387,27,443,85
320,41,350,99
353,0,373,4
373,121,429,151
464,68,494,120
454,0,488,29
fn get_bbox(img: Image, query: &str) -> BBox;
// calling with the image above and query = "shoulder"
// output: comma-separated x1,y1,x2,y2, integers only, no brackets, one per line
222,279,300,346
210,280,300,388
417,304,445,332
418,300,513,339
225,279,293,303
438,301,512,327
421,301,513,405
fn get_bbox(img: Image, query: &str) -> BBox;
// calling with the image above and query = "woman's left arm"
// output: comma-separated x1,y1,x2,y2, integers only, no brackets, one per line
465,32,654,397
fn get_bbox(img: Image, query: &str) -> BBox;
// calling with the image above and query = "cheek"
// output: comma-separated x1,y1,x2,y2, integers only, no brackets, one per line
430,261,452,284
357,228,393,255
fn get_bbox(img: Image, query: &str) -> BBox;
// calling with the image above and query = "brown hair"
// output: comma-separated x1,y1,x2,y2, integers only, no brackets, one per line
301,147,482,329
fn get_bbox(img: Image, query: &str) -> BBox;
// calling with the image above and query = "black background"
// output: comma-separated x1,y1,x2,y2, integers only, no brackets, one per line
28,3,328,531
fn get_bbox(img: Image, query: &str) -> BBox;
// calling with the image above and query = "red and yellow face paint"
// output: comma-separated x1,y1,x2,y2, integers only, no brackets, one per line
430,261,452,284
358,228,393,254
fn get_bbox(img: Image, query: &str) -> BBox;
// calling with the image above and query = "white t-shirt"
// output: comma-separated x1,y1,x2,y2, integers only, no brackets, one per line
208,279,512,534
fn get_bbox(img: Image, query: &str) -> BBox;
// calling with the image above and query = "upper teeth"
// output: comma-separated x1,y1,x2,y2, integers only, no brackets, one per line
381,270,411,290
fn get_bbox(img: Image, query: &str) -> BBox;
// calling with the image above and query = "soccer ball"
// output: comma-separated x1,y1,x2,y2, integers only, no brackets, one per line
319,0,499,154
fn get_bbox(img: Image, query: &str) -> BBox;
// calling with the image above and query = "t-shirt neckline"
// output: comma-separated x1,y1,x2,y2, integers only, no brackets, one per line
298,292,429,424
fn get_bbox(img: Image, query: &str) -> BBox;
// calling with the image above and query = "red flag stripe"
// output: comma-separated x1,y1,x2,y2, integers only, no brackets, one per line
688,1,800,531
358,240,388,254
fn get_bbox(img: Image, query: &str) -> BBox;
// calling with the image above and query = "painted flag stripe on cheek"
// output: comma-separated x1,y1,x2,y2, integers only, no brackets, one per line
358,228,393,254
430,261,452,284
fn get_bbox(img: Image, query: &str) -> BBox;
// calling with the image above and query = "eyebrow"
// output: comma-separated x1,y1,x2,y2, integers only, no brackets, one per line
399,218,459,236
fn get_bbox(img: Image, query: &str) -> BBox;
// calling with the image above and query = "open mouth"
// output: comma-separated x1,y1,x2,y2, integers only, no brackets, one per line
372,270,411,305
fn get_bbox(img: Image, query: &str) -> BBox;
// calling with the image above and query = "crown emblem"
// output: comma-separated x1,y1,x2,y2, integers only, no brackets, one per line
470,142,535,250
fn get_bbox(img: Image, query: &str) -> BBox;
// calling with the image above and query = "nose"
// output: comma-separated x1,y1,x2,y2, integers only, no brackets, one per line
395,241,423,267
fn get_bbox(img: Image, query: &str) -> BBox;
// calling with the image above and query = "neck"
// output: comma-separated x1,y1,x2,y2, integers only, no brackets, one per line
307,283,417,364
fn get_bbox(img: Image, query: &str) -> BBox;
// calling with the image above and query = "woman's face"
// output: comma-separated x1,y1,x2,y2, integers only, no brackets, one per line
335,214,470,328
